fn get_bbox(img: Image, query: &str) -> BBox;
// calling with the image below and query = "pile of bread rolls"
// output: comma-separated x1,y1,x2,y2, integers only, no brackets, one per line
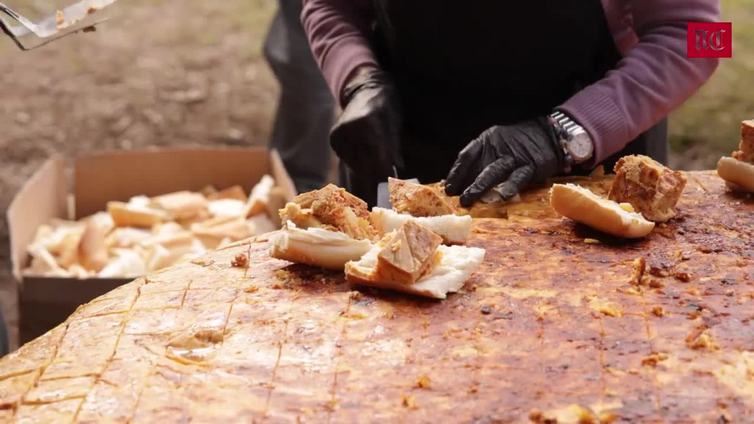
24,176,285,279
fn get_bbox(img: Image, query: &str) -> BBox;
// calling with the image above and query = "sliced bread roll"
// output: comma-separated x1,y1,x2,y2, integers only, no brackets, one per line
270,222,373,270
370,207,473,245
108,201,167,228
346,244,486,300
78,220,109,272
244,175,275,217
550,183,655,239
150,191,209,221
717,157,754,193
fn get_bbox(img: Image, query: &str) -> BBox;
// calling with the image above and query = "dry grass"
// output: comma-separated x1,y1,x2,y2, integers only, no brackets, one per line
669,0,754,169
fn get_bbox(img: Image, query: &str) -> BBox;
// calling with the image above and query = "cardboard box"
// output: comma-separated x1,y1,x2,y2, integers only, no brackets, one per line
8,148,295,344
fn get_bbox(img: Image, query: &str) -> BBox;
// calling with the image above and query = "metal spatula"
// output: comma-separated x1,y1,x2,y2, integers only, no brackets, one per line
0,0,118,50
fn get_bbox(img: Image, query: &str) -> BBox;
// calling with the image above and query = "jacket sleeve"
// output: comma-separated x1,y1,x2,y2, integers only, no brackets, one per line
301,0,379,107
558,0,720,164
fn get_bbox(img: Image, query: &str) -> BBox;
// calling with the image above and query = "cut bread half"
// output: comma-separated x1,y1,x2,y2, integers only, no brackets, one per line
244,175,275,217
270,222,373,270
346,244,486,299
370,207,473,244
108,201,167,228
98,249,146,278
550,183,655,239
150,191,209,221
717,157,754,193
207,185,247,202
78,220,108,272
191,216,253,249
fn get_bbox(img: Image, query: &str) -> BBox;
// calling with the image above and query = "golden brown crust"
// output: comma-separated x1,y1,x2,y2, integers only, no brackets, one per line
375,222,443,285
279,184,375,240
732,120,754,163
292,184,369,219
388,178,456,217
741,119,754,143
608,155,687,223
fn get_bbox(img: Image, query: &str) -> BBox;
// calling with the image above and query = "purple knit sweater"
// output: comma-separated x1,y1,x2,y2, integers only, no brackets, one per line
301,0,720,164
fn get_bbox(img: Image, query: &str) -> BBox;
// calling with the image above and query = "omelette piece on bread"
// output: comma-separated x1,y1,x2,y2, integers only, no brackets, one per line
718,120,754,192
346,221,485,299
279,184,375,240
608,155,686,223
388,178,456,217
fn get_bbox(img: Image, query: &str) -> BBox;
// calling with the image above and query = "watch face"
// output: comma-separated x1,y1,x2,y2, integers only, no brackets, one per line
568,133,594,161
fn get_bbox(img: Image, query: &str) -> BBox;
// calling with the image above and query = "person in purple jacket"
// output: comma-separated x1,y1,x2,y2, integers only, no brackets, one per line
301,0,720,206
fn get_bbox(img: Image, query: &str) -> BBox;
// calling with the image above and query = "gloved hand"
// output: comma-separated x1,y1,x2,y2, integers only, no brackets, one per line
445,118,566,207
330,68,404,202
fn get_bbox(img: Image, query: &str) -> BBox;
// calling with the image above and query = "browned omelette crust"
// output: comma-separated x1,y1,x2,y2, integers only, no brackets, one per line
375,221,443,285
389,178,456,217
0,172,752,422
280,184,375,240
608,156,687,223
732,120,754,163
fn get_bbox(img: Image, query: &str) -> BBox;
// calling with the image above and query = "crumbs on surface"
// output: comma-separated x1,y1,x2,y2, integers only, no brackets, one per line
641,352,668,367
231,253,248,268
686,326,719,351
415,375,431,389
401,395,417,409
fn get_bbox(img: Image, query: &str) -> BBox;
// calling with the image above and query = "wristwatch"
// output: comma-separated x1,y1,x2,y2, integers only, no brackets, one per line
549,111,594,173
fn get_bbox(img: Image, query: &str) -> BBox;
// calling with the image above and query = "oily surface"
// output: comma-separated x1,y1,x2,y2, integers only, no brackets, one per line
0,172,752,423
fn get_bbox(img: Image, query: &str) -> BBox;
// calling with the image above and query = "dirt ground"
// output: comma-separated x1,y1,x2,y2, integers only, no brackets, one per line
0,0,751,350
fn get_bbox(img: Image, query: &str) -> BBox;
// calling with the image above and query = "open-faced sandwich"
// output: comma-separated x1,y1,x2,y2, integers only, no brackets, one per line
717,120,754,192
345,221,485,299
270,184,376,269
550,183,655,239
373,178,472,244
271,183,486,299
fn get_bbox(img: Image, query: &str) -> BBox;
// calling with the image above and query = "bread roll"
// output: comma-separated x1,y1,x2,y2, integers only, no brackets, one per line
270,222,373,270
150,191,209,221
108,201,166,228
370,207,472,245
346,244,486,299
207,185,247,202
244,175,275,217
717,157,754,193
78,220,109,272
550,184,655,239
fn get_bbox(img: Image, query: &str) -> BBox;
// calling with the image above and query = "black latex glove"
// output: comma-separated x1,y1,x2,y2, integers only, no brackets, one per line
445,118,565,207
330,69,404,202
